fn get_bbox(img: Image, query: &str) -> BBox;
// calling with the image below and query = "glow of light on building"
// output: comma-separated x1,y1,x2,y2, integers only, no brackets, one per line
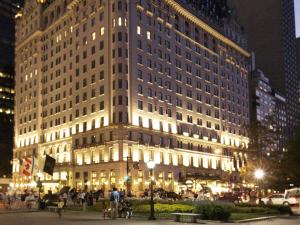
113,145,119,161
164,153,170,165
183,155,189,167
211,159,217,169
132,148,139,162
84,152,91,164
60,171,68,181
183,132,189,137
76,153,83,165
53,172,59,180
153,120,159,130
163,123,169,132
143,151,150,163
154,152,160,165
203,158,208,168
172,154,178,166
104,116,109,126
193,156,199,167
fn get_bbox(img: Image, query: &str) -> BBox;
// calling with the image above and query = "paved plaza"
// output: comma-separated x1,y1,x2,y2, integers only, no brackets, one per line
0,212,300,225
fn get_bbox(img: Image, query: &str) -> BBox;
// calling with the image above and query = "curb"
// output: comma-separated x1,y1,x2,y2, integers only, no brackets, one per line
0,210,39,214
236,216,278,223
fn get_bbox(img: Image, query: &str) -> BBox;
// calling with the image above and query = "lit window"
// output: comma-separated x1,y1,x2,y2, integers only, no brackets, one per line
118,17,122,26
137,26,141,35
92,32,96,40
113,19,116,27
124,18,127,26
147,31,151,40
100,27,105,36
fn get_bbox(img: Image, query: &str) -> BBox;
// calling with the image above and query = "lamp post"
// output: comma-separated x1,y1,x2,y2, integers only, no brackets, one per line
147,160,156,220
254,169,265,205
36,171,43,209
123,156,132,197
37,172,43,199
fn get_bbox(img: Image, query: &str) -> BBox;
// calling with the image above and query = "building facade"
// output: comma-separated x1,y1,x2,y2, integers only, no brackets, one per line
249,69,275,123
296,38,300,105
0,0,19,177
12,0,250,194
228,0,300,138
249,67,287,154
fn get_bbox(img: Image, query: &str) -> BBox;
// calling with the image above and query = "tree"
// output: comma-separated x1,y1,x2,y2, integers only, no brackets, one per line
280,130,300,188
240,115,283,187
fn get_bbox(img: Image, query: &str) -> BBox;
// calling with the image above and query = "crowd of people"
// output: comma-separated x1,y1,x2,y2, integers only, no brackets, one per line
1,186,260,220
0,190,39,210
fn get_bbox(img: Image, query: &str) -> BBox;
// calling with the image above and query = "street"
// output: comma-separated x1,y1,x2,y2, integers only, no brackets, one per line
0,212,299,225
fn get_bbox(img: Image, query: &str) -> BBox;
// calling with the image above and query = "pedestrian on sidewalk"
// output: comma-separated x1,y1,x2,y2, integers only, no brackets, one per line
110,187,120,219
57,198,64,219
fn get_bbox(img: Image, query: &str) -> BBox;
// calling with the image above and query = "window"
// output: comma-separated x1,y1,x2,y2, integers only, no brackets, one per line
118,17,122,26
92,32,96,40
100,27,105,36
99,85,104,95
138,85,143,94
148,103,153,112
99,101,104,110
137,26,141,35
147,31,151,40
137,70,143,79
138,100,143,110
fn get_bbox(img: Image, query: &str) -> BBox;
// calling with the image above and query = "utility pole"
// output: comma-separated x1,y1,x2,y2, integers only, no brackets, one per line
125,156,132,197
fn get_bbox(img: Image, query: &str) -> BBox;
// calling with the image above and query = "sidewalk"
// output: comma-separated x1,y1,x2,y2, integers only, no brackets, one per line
1,211,300,225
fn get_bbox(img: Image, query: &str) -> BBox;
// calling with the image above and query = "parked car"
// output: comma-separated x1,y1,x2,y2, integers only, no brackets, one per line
218,193,242,204
257,193,298,206
285,188,300,214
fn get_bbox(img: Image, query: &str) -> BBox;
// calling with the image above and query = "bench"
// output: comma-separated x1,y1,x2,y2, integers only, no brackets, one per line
47,206,58,212
171,213,201,223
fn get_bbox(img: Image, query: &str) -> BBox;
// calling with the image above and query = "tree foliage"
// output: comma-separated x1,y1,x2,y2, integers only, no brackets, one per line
241,115,282,187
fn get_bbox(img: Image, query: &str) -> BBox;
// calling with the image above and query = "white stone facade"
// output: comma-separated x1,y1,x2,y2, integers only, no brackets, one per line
13,0,250,194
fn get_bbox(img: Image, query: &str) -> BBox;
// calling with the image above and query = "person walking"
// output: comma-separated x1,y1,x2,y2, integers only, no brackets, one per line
110,187,119,219
62,192,68,207
57,198,64,219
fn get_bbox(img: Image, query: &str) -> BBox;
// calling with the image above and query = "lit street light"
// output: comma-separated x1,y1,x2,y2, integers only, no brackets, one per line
147,160,156,220
254,169,265,180
254,169,265,205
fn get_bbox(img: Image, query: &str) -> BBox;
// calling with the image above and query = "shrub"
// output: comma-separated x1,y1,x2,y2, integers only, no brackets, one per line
194,203,232,221
267,205,293,215
233,203,292,215
133,203,194,214
212,205,231,220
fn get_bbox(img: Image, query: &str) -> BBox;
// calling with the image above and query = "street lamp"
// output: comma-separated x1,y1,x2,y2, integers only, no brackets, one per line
37,172,43,198
254,169,265,205
147,160,156,220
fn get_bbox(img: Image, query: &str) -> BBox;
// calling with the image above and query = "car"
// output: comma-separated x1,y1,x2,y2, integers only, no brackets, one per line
218,193,242,204
258,193,298,206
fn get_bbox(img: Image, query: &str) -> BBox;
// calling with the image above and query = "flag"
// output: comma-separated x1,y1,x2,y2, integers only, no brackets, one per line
32,157,45,176
43,154,56,176
22,157,33,177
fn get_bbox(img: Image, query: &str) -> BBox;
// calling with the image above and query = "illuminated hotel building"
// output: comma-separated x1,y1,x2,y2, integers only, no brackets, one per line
13,0,250,193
